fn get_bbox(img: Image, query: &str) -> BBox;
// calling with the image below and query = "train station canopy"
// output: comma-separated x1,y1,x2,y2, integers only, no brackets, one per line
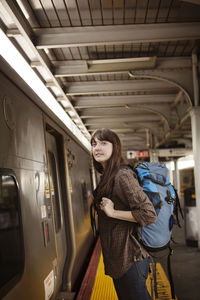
0,0,200,156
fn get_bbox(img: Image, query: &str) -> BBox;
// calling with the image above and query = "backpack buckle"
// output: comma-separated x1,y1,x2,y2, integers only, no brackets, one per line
166,190,173,204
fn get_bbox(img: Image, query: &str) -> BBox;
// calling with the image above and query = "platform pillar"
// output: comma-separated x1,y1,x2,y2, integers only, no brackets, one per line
174,159,180,197
190,107,200,249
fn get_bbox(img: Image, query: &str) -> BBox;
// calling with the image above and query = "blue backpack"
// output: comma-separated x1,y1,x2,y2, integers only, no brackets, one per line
135,162,176,250
134,162,183,299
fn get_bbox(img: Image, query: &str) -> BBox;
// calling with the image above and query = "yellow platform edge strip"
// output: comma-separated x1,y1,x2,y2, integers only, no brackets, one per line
91,254,177,300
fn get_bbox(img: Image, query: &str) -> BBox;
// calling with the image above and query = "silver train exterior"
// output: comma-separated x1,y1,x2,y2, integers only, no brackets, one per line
0,67,96,300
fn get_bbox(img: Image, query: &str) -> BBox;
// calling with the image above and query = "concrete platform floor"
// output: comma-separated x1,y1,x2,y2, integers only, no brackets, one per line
171,220,200,300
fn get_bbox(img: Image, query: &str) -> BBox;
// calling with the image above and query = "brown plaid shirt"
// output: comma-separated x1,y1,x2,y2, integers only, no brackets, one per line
94,166,157,279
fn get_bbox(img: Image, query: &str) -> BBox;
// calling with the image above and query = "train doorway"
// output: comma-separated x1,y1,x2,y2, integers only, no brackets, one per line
46,131,67,291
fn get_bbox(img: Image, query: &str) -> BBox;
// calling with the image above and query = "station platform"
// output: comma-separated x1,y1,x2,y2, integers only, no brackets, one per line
76,219,200,300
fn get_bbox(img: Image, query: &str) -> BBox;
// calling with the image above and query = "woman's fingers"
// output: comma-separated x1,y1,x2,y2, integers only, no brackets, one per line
100,197,114,208
101,197,109,206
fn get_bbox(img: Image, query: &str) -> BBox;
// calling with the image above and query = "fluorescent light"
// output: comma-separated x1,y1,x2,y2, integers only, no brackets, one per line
0,29,91,151
87,56,156,72
60,100,69,108
74,119,81,124
88,57,154,64
68,111,76,118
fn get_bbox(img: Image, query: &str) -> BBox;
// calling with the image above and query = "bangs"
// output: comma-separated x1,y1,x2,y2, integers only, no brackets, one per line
91,129,112,144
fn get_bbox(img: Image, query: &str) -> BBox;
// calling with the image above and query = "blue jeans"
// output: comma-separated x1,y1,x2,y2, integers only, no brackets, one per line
113,257,150,300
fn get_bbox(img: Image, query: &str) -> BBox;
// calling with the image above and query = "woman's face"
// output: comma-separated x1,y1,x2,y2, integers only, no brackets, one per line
92,137,113,167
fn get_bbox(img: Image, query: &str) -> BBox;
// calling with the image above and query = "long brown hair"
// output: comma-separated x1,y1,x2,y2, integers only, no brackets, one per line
91,128,124,199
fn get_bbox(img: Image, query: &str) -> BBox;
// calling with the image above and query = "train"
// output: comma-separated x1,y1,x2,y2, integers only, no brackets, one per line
0,63,97,300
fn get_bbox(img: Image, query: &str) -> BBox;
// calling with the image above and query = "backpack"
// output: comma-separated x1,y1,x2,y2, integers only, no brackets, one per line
134,161,183,299
135,161,176,249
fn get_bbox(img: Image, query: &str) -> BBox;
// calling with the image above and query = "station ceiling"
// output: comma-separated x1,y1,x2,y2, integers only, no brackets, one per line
0,0,200,155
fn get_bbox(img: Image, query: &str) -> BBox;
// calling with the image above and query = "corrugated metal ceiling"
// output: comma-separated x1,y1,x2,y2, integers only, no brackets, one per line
1,0,200,157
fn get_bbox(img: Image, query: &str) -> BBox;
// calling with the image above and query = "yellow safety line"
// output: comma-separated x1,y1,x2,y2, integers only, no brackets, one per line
90,255,118,300
91,254,177,300
147,263,178,300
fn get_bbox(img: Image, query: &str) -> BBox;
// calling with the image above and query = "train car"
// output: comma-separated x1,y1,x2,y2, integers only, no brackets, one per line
0,64,96,300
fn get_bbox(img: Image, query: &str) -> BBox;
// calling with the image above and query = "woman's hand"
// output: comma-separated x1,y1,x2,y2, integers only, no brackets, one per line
100,197,115,218
100,197,137,222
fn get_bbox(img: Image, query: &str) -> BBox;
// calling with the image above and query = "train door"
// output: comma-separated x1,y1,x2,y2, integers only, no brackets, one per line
45,130,67,290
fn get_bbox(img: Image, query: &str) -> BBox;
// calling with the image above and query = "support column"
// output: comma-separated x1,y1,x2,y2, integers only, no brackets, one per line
174,159,180,196
149,149,159,162
190,107,200,248
146,129,151,149
192,50,199,107
168,161,174,186
146,129,159,162
149,134,159,162
191,48,200,248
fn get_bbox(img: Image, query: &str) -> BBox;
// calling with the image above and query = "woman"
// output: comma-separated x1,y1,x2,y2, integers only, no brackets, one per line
91,128,157,300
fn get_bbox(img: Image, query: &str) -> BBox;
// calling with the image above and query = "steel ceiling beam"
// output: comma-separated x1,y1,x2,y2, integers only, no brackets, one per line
79,105,171,118
73,94,175,109
66,80,178,96
79,105,175,129
87,122,163,128
54,57,192,77
34,22,200,49
83,115,161,124
86,122,165,140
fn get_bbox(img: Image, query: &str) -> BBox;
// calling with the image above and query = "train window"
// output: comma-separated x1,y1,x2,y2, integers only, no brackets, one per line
48,151,61,232
0,170,24,297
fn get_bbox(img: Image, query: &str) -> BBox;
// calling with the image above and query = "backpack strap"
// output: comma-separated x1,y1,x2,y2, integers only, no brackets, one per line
147,244,176,299
167,245,176,299
149,256,158,299
173,187,184,228
149,267,154,300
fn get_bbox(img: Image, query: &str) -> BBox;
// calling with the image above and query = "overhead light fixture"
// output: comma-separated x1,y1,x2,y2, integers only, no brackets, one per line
59,99,70,109
74,118,81,124
0,29,90,151
86,56,156,72
68,110,76,118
